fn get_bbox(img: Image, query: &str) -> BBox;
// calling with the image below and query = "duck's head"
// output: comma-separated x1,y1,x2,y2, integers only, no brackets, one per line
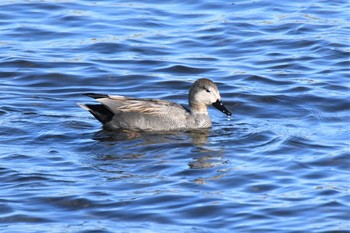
189,78,232,116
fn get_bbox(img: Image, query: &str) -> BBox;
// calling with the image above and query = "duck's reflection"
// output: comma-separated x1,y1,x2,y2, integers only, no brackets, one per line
90,128,230,184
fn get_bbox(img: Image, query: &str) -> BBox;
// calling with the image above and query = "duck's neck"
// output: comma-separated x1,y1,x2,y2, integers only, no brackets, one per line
190,103,208,115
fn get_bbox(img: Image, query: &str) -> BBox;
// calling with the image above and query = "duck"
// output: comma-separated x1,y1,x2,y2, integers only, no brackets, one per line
78,78,231,131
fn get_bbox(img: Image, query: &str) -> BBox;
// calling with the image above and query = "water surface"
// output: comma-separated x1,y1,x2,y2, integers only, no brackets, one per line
0,0,349,232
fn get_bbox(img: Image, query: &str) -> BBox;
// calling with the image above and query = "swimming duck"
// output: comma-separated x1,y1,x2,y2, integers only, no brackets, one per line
78,78,231,131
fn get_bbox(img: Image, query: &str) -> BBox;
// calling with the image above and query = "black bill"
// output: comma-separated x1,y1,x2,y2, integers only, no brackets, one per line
212,99,232,116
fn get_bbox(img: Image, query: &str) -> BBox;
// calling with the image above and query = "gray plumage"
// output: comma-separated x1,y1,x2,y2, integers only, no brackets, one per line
78,78,231,131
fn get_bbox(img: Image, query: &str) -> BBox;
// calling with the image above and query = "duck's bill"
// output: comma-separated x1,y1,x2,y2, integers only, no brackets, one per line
212,100,232,116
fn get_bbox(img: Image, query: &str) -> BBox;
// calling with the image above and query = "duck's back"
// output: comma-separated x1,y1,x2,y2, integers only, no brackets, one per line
93,95,192,131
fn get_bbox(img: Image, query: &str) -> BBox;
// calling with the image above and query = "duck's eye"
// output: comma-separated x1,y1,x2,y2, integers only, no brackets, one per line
205,89,211,93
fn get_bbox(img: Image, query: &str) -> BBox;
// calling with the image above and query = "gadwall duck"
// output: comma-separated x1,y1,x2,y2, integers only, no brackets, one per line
78,78,231,131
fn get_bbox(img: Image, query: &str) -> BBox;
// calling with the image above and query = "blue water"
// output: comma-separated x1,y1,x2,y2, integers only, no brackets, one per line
1,0,349,232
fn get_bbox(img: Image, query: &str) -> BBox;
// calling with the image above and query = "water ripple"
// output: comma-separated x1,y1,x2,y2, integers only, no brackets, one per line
1,0,349,232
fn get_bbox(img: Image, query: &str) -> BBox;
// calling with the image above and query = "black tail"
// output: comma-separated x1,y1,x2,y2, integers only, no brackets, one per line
84,93,109,99
84,104,114,123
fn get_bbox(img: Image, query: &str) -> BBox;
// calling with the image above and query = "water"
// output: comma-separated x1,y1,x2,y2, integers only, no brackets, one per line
1,0,349,232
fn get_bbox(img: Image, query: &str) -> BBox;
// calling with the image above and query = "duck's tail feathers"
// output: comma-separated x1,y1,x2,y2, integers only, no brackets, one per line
84,93,109,99
78,103,114,123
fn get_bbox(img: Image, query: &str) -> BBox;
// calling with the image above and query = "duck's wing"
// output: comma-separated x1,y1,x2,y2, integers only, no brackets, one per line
84,93,188,116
